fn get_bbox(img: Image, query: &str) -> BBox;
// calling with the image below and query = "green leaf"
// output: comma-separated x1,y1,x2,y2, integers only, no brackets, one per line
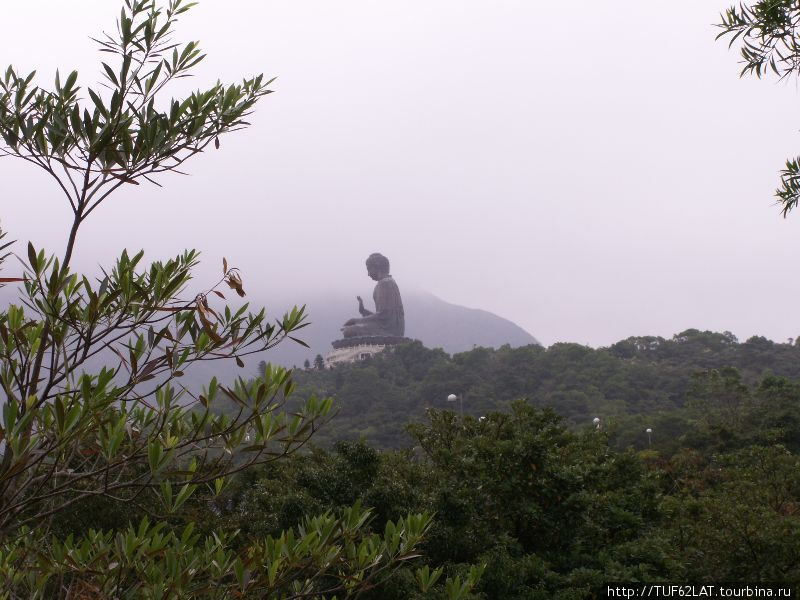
87,88,107,118
64,70,78,92
102,62,118,86
27,242,37,273
147,442,163,474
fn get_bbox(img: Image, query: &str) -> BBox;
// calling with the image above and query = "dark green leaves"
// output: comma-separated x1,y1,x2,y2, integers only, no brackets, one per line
777,156,800,216
0,0,274,219
717,1,800,214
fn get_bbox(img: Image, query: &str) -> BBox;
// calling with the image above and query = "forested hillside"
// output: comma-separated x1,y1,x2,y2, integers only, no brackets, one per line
184,328,800,597
277,329,800,449
201,402,800,599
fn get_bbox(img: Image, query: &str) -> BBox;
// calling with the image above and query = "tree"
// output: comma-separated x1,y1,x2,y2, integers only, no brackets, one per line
314,353,325,370
658,445,800,582
405,403,663,598
717,1,800,213
0,1,436,596
686,367,750,429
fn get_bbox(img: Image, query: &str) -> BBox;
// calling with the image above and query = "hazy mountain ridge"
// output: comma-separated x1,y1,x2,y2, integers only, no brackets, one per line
174,289,539,390
263,289,540,367
404,291,539,352
0,284,538,392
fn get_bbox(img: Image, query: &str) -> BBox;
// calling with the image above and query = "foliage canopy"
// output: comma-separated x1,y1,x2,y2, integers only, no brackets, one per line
718,0,800,213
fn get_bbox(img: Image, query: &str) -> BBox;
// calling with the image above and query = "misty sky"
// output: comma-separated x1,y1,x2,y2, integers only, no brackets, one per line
3,0,800,348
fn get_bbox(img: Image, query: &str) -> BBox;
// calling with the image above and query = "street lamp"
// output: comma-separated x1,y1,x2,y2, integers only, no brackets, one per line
646,427,652,447
447,393,464,419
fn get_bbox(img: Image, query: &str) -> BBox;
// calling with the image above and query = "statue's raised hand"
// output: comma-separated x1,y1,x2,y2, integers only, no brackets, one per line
357,295,371,317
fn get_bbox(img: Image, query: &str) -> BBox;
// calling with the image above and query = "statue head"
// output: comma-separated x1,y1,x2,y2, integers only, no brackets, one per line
365,253,390,281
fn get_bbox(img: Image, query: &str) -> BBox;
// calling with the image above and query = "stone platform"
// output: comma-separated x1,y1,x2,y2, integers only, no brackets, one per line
325,336,411,368
331,335,409,349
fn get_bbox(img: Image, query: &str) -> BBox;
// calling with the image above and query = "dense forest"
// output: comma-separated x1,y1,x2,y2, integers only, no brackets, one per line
277,330,800,453
160,329,800,597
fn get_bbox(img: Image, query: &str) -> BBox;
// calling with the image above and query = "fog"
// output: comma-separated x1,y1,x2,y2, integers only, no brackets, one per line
3,0,800,347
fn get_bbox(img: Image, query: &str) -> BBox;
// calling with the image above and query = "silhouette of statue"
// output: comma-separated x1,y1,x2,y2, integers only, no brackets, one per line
341,253,404,338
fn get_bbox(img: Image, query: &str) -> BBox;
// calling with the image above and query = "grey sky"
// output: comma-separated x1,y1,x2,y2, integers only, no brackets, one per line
3,0,800,347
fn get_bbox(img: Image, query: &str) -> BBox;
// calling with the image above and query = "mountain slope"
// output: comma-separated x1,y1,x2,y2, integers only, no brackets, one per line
175,289,539,389
404,291,539,354
263,289,539,368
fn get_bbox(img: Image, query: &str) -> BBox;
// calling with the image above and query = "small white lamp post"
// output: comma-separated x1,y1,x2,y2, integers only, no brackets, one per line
447,393,464,419
646,427,652,447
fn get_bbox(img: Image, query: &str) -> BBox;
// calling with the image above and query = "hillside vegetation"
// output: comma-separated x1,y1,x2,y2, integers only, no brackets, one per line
281,329,800,450
183,329,800,597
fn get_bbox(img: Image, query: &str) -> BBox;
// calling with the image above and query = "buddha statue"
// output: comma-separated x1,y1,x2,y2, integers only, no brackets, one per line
341,253,405,339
